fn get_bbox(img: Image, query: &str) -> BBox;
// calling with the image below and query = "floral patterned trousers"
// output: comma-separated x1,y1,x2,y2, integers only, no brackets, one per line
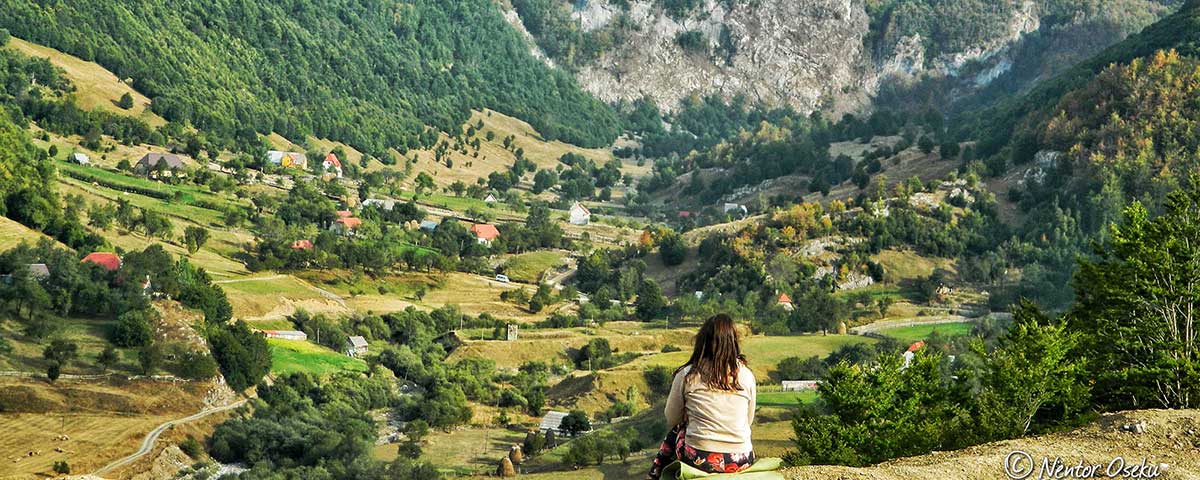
647,423,755,479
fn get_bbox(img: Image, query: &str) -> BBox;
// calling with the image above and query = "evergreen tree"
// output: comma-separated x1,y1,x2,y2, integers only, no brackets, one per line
635,278,666,321
1070,185,1200,409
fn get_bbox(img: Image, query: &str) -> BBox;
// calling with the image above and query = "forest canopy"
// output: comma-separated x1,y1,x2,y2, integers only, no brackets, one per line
0,0,622,155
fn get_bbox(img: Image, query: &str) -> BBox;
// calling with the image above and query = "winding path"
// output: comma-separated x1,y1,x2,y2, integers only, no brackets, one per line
92,399,248,476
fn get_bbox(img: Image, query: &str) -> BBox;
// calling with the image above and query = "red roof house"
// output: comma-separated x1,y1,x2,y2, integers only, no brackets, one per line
907,341,926,353
777,292,794,311
469,224,501,245
331,217,362,236
678,211,692,218
291,239,314,250
81,252,122,271
322,153,344,178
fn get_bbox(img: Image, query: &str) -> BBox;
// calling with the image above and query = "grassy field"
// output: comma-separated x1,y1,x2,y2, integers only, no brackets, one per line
55,175,253,278
871,249,954,281
375,426,527,476
56,161,230,206
267,338,367,376
875,321,976,343
500,251,565,283
5,37,166,126
757,390,818,408
219,274,342,320
389,109,617,191
617,334,876,381
0,317,141,375
0,216,61,251
449,323,697,371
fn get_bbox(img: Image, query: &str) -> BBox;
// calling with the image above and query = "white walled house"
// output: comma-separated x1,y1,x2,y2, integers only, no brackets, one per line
568,202,591,226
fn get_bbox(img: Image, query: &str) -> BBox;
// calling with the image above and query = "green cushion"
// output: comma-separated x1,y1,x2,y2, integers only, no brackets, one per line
666,457,785,480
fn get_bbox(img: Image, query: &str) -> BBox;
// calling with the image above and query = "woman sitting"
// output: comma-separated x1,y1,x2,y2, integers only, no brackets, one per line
648,314,756,479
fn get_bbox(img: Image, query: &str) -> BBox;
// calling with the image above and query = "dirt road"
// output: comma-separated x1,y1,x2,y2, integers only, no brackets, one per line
92,399,247,476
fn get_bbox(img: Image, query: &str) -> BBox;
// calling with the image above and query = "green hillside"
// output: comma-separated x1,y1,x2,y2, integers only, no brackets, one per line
0,0,621,155
965,0,1200,158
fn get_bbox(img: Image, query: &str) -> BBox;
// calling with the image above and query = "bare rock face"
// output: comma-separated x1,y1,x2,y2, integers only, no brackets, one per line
571,0,873,115
508,0,1161,116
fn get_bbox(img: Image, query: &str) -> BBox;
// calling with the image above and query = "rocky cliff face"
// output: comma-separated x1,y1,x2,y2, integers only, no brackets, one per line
507,0,1171,115
570,0,873,115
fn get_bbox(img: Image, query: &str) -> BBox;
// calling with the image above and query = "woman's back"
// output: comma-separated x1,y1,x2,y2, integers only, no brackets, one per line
648,314,758,479
665,364,757,453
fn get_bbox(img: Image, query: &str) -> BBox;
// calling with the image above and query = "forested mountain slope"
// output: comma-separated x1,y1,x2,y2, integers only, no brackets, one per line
0,0,622,156
964,0,1200,158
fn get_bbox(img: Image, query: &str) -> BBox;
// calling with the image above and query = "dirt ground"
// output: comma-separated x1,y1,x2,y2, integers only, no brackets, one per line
783,409,1200,479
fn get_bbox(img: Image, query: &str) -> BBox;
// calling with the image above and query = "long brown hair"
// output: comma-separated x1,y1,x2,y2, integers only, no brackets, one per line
676,314,747,391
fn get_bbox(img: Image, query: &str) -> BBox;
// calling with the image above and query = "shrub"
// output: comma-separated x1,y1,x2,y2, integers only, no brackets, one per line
179,435,204,458
112,309,153,347
53,460,70,474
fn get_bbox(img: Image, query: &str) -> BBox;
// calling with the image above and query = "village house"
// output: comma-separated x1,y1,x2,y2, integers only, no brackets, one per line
27,263,50,280
1,263,50,283
568,202,591,226
262,330,308,341
70,152,90,165
134,153,186,177
777,292,794,311
345,336,369,357
782,380,820,392
470,224,500,246
363,198,396,211
419,220,439,232
290,239,314,250
484,193,498,204
322,153,343,178
538,411,570,435
266,150,308,170
902,341,925,369
81,252,122,272
331,217,362,236
139,275,155,298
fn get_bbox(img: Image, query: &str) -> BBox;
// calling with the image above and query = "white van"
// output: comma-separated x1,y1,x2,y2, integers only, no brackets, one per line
495,274,510,283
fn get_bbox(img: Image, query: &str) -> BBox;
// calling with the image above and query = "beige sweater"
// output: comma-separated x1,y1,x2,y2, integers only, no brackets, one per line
664,364,756,453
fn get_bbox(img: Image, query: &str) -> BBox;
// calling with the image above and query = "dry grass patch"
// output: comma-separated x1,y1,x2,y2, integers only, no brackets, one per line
0,377,211,479
219,274,344,320
0,216,61,251
392,109,618,190
6,37,166,127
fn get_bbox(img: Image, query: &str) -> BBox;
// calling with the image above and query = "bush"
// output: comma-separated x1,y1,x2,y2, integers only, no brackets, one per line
53,460,70,474
643,365,674,398
559,410,591,436
675,30,707,53
179,435,204,458
658,232,687,266
174,350,219,380
112,309,153,347
776,355,826,381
